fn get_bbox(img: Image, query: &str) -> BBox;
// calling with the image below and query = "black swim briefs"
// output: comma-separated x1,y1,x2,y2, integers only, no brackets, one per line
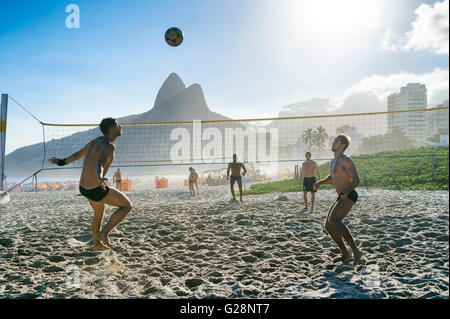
336,189,358,203
79,185,110,202
303,177,317,192
230,175,242,182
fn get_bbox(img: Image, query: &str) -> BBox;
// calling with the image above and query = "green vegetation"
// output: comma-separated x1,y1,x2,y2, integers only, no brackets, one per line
357,127,414,154
244,146,449,195
301,126,329,150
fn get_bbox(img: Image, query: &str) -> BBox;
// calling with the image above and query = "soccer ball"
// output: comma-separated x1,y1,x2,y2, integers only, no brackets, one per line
165,27,183,47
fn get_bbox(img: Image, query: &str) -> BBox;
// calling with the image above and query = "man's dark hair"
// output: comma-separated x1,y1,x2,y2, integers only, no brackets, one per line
100,117,117,135
336,133,351,151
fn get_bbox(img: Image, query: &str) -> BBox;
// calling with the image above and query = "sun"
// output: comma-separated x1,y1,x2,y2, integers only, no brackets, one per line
275,0,385,44
302,0,382,32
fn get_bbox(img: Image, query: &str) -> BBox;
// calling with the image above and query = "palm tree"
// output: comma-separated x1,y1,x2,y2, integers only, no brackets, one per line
301,128,314,150
313,126,328,149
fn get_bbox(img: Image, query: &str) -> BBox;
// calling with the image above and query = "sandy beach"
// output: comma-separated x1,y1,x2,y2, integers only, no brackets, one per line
0,186,448,299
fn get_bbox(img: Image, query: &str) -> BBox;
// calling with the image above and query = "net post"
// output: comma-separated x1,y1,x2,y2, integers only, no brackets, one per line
0,94,8,192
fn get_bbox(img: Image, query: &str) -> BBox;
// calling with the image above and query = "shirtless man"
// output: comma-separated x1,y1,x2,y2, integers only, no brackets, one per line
298,152,320,210
113,168,122,191
193,169,199,194
188,167,198,196
227,154,247,202
49,118,132,251
314,134,363,266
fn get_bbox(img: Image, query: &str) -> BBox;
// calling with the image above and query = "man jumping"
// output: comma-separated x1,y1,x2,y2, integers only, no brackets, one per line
314,134,363,266
298,151,320,210
49,118,132,251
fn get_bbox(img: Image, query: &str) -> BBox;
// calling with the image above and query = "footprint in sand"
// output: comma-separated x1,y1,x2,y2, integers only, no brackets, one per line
47,255,65,263
185,278,204,289
43,265,65,273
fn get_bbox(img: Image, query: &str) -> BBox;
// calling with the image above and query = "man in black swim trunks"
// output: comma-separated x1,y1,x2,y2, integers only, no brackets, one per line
298,152,320,210
314,133,363,266
49,118,132,251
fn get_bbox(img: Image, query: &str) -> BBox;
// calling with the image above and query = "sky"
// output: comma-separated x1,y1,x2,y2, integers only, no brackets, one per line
0,0,448,153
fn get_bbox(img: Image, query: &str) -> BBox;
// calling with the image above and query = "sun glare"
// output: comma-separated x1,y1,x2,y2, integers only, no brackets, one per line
304,0,382,32
279,0,384,43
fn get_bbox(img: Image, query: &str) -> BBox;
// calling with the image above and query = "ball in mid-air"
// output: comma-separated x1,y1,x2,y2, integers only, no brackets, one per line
165,27,184,47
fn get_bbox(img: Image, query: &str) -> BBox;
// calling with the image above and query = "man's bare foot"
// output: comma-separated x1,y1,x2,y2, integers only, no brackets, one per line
342,252,353,263
96,232,115,249
93,242,110,251
333,252,352,263
353,250,364,267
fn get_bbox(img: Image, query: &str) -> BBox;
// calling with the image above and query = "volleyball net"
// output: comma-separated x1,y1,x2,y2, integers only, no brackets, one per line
2,93,449,184
41,108,449,166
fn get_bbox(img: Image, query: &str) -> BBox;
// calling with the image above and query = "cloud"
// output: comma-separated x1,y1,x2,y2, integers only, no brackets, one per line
381,30,406,52
382,0,449,54
329,68,449,112
279,68,449,116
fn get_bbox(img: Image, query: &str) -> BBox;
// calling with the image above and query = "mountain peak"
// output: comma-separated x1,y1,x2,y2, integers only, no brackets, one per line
121,73,231,123
154,73,186,107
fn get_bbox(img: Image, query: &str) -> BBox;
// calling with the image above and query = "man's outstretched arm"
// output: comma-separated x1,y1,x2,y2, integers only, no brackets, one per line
49,143,89,166
314,174,332,191
318,174,332,184
227,164,231,180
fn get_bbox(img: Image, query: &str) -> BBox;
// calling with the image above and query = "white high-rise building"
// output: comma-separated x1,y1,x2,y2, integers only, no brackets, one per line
427,100,449,145
387,83,427,144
